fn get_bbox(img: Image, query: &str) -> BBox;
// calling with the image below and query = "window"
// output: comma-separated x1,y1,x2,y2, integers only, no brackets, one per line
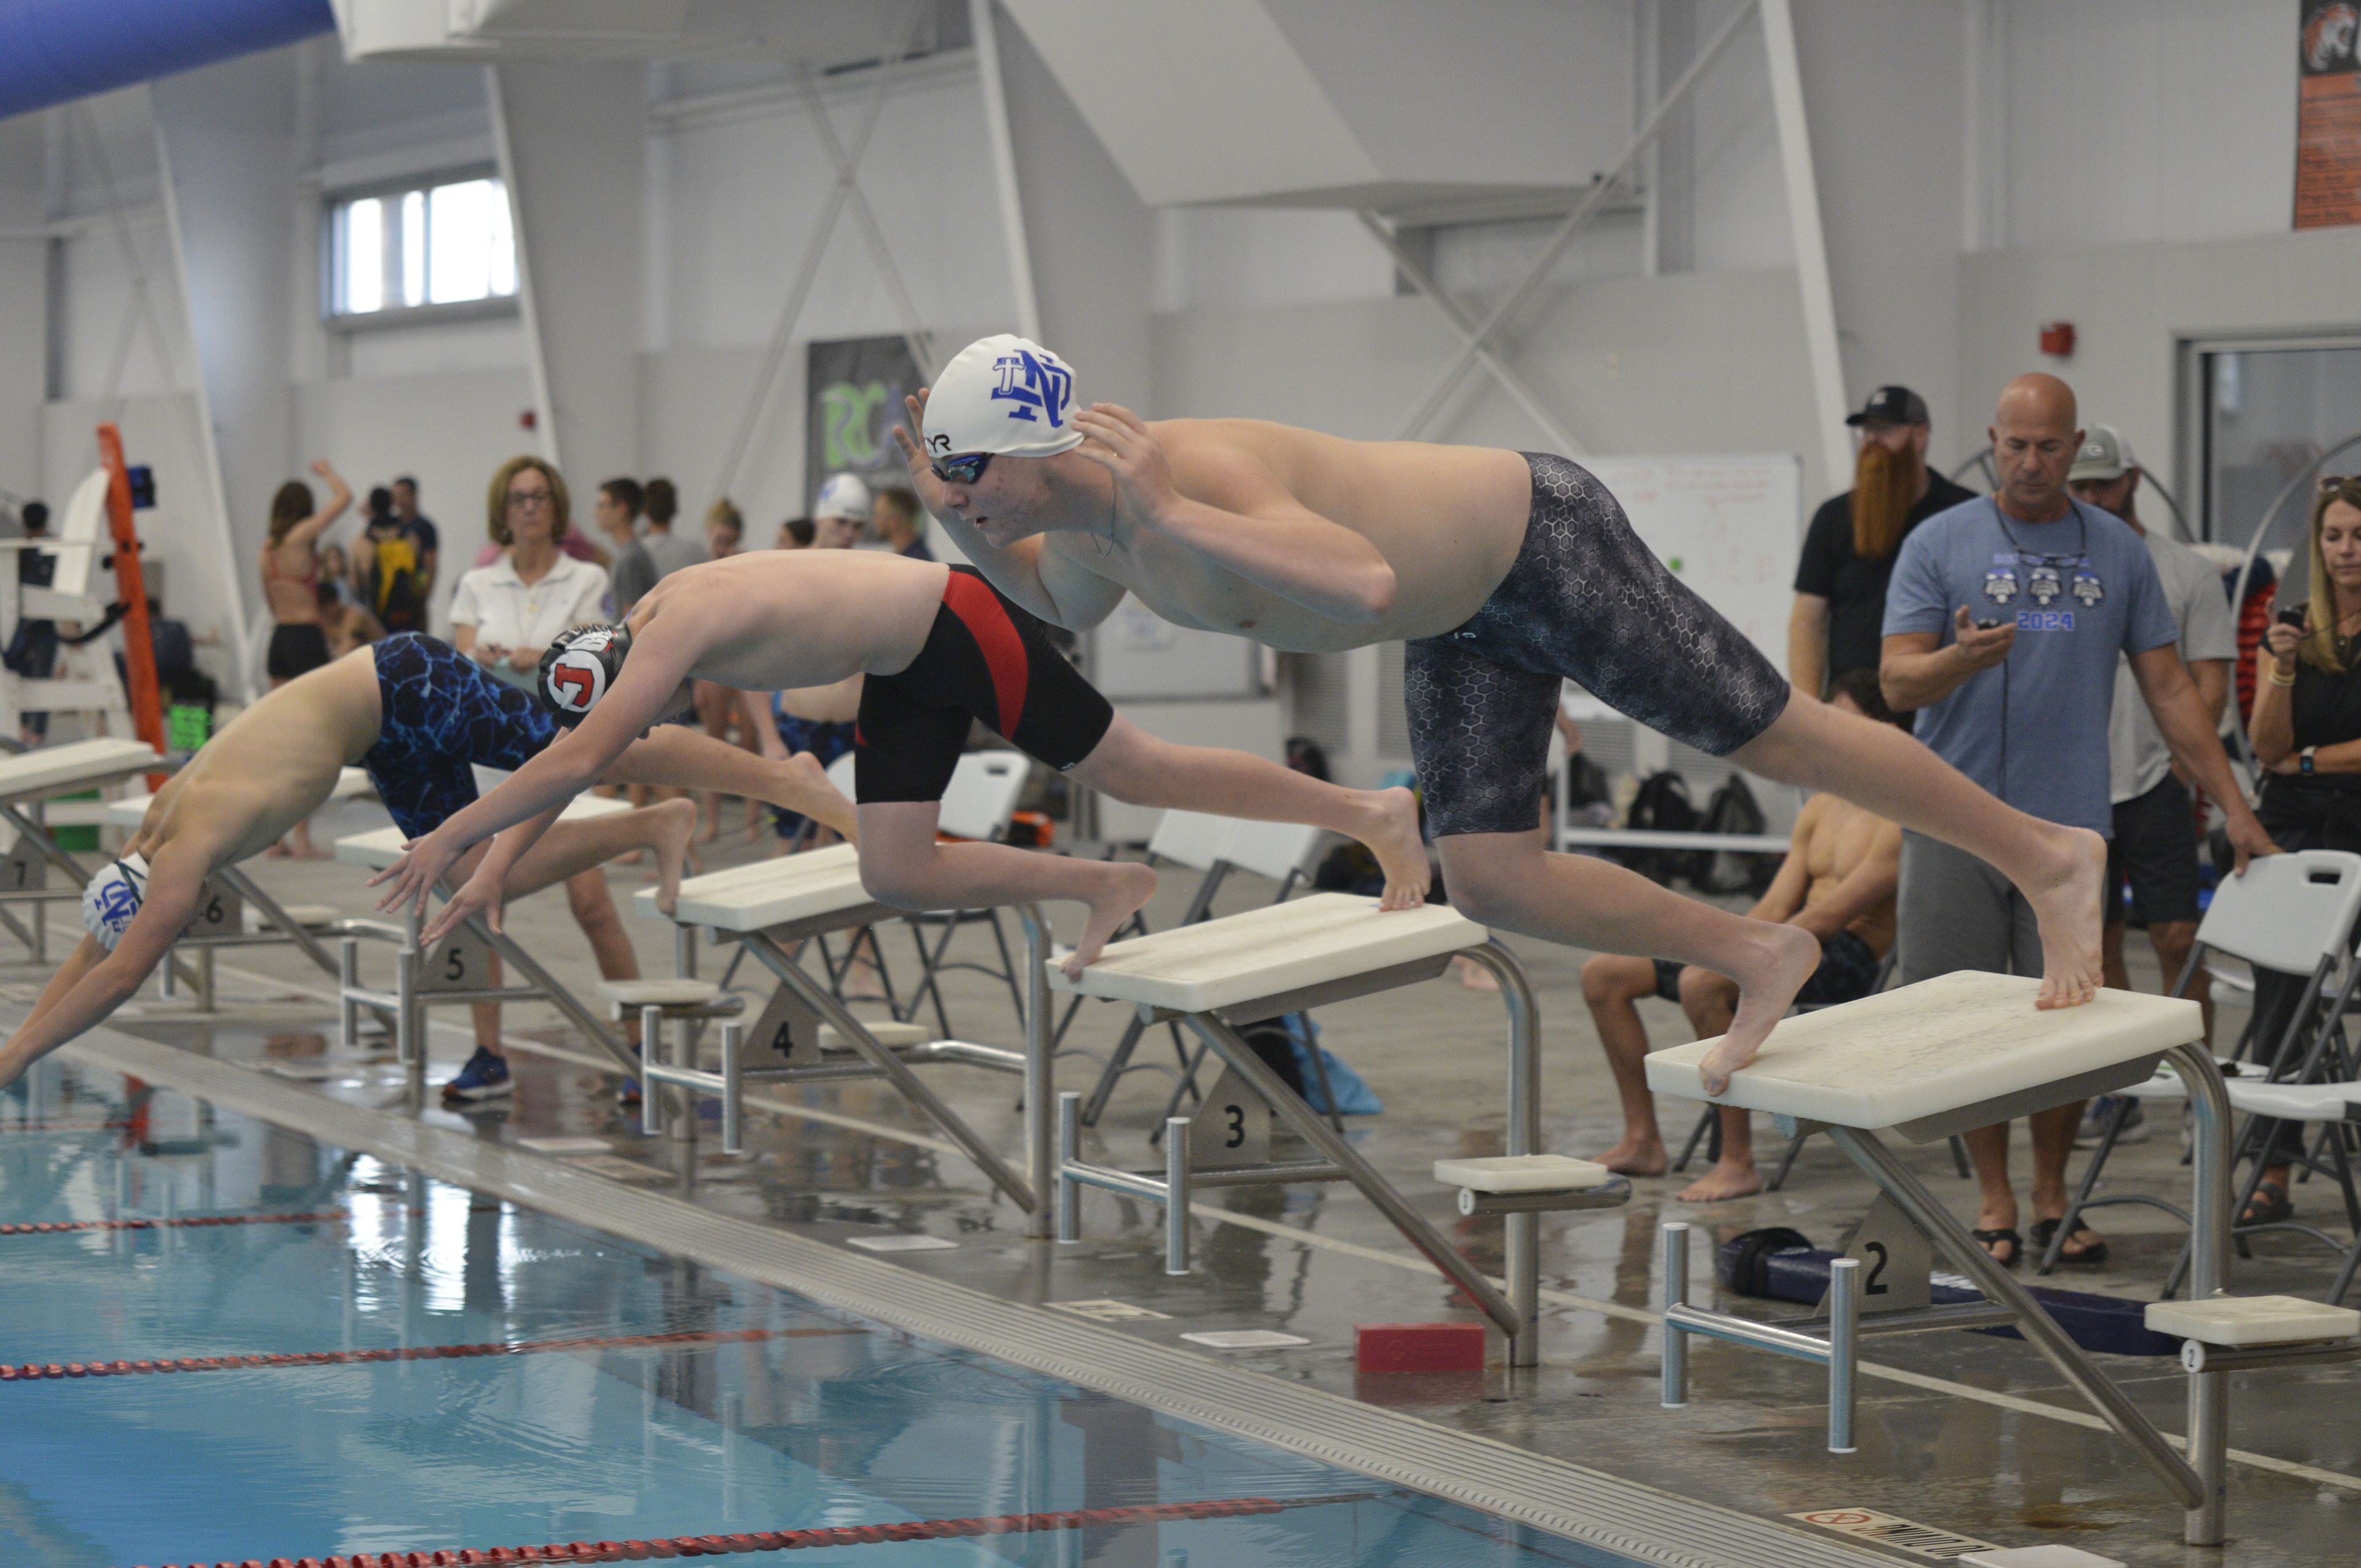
326,172,517,321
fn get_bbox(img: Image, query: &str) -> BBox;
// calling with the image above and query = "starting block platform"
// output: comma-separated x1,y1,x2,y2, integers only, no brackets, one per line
0,737,162,962
633,844,1051,1218
1051,892,1627,1368
330,794,640,1096
1643,970,2347,1546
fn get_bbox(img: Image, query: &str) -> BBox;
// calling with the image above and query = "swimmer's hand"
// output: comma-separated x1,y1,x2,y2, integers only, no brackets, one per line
369,828,464,919
505,646,537,674
892,390,951,517
420,863,505,947
469,641,505,668
1070,404,1179,531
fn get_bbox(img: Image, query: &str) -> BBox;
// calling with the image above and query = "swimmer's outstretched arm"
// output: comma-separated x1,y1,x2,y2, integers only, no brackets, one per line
371,630,703,916
0,861,204,1090
1069,403,1398,624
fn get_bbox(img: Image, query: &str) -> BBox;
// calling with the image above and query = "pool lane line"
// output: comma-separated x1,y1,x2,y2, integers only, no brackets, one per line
2,1324,867,1383
121,1489,1379,1567
0,1209,350,1237
0,1119,132,1133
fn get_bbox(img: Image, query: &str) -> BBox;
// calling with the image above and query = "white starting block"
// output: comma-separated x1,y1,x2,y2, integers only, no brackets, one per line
1645,970,2275,1546
632,844,1051,1216
331,794,639,1096
1050,892,1627,1368
101,769,374,1008
0,737,162,961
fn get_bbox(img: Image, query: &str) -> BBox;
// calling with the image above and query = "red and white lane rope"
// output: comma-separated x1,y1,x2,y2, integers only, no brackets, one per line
1,1326,863,1382
122,1491,1377,1566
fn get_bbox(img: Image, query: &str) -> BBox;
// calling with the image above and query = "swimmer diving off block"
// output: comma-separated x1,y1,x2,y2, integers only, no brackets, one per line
368,548,1430,977
0,633,854,1090
889,335,2276,1093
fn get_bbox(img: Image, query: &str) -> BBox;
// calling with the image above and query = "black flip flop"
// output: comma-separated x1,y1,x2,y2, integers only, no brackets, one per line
2030,1216,2109,1267
2237,1178,2294,1228
1972,1227,2023,1269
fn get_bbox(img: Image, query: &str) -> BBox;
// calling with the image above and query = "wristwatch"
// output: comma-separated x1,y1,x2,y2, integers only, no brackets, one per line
2301,746,2318,777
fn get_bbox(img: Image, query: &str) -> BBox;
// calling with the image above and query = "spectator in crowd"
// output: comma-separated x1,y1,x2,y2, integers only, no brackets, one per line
777,516,815,550
2243,474,2361,1227
598,477,657,616
261,461,351,856
357,485,429,635
116,594,218,721
1792,386,1977,702
2070,426,2233,1154
6,501,57,742
390,475,440,606
1880,374,2273,1269
638,478,705,580
317,544,354,606
438,455,642,1103
1580,670,1904,1200
812,473,869,550
871,484,931,560
704,497,745,560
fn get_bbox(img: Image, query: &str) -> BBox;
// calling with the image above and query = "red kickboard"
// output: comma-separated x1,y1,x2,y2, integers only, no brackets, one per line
1355,1321,1485,1372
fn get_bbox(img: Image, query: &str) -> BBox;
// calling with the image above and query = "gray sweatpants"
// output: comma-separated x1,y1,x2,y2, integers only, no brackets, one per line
1897,831,2042,985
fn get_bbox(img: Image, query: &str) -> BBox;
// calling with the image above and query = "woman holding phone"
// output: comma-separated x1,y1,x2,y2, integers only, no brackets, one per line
2242,474,2361,1226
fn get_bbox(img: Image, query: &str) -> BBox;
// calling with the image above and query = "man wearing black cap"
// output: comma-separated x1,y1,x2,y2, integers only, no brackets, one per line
1791,386,1975,702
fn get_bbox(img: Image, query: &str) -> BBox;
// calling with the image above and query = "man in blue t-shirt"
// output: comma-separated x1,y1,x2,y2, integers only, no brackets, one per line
1881,373,2272,1271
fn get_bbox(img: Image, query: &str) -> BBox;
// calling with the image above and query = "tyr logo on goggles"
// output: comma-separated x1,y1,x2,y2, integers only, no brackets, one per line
930,452,994,486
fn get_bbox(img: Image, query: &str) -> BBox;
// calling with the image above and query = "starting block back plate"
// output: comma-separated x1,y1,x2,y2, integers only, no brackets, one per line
1433,1154,1611,1193
1644,973,2201,1134
2144,1294,2361,1347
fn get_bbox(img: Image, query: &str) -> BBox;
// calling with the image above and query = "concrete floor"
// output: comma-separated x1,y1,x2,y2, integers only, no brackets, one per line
18,790,2361,1566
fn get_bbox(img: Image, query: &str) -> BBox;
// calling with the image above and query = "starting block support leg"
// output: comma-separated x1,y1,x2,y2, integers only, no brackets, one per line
2174,1039,2234,1545
1055,1093,1082,1243
1180,1009,1525,1352
1460,941,1544,1365
1660,1221,1689,1407
1825,1122,2204,1509
1164,1117,1191,1274
339,938,362,1050
1021,906,1055,1240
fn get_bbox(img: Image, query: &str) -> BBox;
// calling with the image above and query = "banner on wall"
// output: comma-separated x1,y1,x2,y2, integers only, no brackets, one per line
2297,1,2361,228
805,335,922,519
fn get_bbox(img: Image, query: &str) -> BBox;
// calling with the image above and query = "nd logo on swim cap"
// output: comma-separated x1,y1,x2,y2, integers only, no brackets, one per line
81,854,149,951
538,624,632,727
990,346,1074,429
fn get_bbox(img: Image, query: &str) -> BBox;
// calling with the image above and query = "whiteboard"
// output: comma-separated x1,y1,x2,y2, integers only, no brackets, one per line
1581,453,1803,668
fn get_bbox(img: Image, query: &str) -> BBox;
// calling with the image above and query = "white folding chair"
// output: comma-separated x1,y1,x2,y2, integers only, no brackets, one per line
901,751,1033,1037
2215,1074,2361,1304
2046,850,2361,1280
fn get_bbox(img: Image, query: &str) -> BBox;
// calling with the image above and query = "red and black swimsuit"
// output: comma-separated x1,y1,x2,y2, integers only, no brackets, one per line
853,567,1115,804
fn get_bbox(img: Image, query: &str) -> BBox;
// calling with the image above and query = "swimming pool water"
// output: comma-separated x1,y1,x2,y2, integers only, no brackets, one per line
0,1061,1620,1567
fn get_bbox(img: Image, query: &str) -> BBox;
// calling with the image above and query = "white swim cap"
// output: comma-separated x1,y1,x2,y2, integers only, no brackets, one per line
923,335,1085,462
814,472,872,522
81,853,149,952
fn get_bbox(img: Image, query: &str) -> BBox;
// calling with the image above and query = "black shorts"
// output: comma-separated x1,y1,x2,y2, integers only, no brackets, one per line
266,622,333,682
1404,454,1790,837
854,568,1115,805
360,633,556,839
2106,774,2202,927
1653,928,1882,1008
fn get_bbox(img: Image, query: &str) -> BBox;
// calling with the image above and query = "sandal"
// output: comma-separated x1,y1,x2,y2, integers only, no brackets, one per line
1972,1227,2023,1268
2237,1178,2293,1228
2030,1216,2109,1267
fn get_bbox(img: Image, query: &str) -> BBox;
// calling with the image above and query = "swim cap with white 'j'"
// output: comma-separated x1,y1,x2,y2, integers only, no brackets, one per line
923,335,1085,463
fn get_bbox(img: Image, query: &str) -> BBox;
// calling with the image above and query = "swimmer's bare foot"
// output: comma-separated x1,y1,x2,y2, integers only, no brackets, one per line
1594,1133,1667,1179
1695,922,1820,1096
1355,786,1431,911
1062,861,1158,981
1678,1159,1764,1203
2022,825,2106,1009
649,798,698,917
1454,955,1501,991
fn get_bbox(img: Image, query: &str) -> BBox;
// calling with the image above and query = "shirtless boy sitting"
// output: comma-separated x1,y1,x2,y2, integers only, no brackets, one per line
0,632,850,1091
1581,671,1904,1201
893,335,2272,1092
368,549,1428,975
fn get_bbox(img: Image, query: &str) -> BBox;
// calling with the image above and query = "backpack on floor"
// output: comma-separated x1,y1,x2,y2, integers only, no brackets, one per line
1619,770,1696,885
1693,774,1779,895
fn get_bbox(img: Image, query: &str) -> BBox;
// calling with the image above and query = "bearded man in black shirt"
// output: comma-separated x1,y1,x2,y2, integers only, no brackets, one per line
1789,385,1976,699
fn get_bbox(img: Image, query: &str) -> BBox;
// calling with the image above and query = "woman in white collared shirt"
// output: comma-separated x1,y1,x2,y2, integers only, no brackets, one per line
437,455,641,1103
448,457,611,688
